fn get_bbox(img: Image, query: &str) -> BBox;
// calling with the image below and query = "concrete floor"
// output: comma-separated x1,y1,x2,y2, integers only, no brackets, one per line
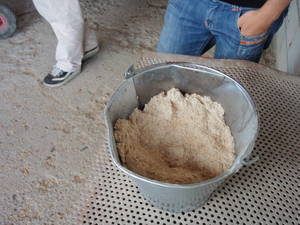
0,1,276,224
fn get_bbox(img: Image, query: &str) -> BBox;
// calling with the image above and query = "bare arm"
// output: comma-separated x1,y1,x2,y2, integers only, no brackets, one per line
237,0,291,36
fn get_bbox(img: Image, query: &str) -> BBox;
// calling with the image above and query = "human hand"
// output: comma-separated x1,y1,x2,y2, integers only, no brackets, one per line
237,9,274,37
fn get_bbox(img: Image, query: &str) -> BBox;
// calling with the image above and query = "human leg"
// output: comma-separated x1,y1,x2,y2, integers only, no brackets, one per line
82,25,99,61
33,0,99,87
33,0,84,72
157,0,214,56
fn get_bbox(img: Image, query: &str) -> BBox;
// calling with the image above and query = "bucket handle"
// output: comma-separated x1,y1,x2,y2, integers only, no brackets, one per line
233,156,259,174
124,65,136,79
123,62,224,79
241,156,259,166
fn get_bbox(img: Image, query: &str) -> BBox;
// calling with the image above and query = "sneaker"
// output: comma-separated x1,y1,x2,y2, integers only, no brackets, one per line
83,45,100,62
43,45,99,87
43,66,81,87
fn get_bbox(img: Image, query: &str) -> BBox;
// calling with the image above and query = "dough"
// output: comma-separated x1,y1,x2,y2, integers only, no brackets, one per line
114,88,235,184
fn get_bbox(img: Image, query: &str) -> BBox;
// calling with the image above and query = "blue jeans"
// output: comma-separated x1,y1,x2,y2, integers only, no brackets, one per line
157,0,287,62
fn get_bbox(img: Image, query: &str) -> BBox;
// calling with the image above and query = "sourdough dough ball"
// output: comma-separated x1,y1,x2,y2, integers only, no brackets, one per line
114,88,235,184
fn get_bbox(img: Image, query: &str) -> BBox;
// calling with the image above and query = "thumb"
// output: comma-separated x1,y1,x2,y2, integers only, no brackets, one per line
237,13,246,28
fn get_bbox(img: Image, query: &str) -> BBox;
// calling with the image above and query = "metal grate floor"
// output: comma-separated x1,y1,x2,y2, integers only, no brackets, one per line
79,53,300,225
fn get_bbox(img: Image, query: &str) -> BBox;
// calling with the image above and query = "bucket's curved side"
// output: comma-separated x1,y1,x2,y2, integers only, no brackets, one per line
132,177,224,213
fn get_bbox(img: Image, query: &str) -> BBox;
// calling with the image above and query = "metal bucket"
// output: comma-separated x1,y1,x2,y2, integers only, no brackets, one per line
104,63,259,213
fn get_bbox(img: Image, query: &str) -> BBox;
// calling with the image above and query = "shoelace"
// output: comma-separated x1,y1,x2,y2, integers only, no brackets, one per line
51,67,65,77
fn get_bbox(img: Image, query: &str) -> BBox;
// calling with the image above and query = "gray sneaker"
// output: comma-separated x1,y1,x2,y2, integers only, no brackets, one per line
43,45,99,87
83,45,100,62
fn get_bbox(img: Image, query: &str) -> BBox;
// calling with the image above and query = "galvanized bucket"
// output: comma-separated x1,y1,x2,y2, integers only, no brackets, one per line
104,63,259,213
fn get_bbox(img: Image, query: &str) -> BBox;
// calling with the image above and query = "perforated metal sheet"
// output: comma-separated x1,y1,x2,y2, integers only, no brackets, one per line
79,53,300,225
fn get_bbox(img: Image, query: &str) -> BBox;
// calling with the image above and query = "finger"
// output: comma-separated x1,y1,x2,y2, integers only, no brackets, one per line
238,14,246,27
238,21,245,31
238,16,247,29
237,17,241,28
240,24,247,35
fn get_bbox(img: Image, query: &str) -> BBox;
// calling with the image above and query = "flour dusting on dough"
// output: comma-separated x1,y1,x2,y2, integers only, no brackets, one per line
114,88,235,184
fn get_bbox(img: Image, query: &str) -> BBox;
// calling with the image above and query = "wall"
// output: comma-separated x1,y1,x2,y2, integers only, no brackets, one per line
272,0,300,75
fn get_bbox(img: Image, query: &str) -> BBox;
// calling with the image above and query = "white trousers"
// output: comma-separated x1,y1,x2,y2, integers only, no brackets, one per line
33,0,97,72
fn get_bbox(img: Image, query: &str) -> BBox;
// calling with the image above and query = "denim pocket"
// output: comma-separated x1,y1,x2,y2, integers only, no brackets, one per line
239,32,268,45
236,9,269,44
235,9,269,61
